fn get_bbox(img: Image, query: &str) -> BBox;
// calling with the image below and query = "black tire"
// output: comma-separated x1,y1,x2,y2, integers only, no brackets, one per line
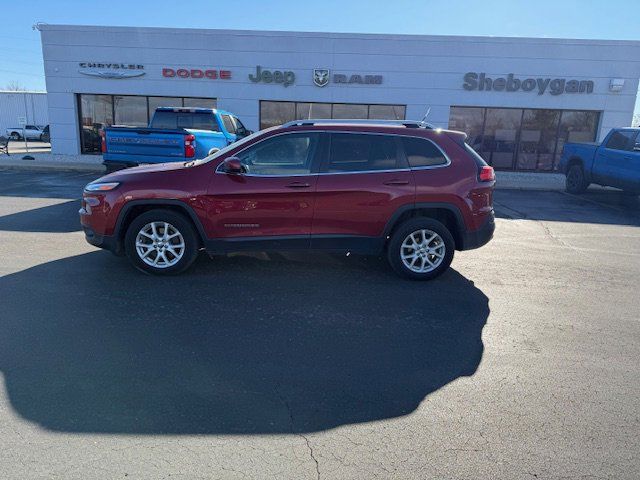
566,164,588,194
104,163,125,174
621,191,639,206
124,209,200,275
386,218,455,281
10,132,21,141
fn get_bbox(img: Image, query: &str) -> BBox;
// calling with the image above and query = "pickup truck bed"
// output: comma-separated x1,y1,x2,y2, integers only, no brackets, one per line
102,107,250,171
103,127,194,164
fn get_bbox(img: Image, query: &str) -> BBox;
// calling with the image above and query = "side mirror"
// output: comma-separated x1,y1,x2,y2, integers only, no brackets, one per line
221,157,245,174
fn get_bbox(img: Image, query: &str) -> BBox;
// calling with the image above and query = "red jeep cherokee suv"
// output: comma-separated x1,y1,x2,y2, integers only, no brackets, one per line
80,120,495,280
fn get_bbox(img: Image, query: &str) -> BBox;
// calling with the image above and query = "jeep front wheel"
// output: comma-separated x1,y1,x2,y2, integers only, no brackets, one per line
387,218,455,280
124,209,199,275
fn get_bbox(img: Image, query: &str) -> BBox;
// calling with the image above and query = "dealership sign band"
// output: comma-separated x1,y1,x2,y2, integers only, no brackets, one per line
463,72,594,95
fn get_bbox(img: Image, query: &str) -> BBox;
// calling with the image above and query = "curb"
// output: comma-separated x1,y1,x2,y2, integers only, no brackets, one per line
0,163,104,174
494,185,563,192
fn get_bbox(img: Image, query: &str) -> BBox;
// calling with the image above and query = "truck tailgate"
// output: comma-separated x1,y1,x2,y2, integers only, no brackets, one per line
103,127,188,164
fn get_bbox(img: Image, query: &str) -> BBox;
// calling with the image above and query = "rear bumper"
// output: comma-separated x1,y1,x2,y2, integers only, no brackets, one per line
460,211,495,250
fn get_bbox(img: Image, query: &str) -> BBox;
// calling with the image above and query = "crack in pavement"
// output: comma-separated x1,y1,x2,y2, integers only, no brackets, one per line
276,388,321,480
301,432,321,480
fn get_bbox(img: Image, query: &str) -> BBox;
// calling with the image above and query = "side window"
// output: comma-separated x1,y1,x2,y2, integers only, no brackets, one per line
401,137,448,168
233,117,248,136
25,125,35,130
221,115,236,134
327,133,399,173
605,130,636,151
235,133,318,175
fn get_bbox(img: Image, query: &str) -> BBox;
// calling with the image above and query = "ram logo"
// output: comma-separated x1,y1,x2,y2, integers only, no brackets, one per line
313,68,330,87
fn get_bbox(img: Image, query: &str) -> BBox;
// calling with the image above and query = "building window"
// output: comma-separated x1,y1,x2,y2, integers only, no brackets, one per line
147,96,184,114
78,94,113,154
260,101,406,130
113,96,148,127
77,94,217,154
449,106,600,172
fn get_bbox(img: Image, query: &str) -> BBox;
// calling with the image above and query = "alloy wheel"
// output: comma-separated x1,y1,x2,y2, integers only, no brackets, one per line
135,221,185,268
400,229,446,273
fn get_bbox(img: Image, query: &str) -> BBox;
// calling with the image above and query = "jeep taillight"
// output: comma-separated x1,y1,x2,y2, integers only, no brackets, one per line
100,130,106,153
184,134,195,158
479,165,495,182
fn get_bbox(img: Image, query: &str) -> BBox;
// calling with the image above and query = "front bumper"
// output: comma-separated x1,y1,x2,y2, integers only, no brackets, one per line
460,211,495,250
82,225,123,255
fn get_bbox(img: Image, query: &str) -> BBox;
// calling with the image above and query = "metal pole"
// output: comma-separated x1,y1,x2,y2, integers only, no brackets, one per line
22,94,29,153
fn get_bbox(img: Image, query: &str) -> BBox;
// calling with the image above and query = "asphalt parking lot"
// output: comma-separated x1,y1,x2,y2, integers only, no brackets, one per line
0,169,639,479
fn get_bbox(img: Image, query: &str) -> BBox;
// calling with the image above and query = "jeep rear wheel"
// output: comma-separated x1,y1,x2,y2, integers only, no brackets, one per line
387,218,455,280
124,209,199,275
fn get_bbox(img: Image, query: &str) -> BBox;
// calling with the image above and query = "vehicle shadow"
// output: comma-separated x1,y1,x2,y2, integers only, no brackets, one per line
0,251,489,434
0,200,81,232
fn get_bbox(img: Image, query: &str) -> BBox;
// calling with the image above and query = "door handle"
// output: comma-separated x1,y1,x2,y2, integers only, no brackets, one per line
383,179,409,186
285,182,311,188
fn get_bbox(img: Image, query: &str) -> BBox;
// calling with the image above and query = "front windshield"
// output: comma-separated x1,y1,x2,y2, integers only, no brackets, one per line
202,126,279,163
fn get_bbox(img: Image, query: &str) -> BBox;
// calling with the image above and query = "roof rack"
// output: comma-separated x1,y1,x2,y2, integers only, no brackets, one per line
281,119,434,129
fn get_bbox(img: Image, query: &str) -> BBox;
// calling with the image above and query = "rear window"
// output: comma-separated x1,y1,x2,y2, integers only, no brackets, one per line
463,143,488,168
151,111,220,131
401,137,448,167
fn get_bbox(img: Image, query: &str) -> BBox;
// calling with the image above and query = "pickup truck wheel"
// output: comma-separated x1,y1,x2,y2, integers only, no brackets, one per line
387,218,455,281
566,165,588,194
124,209,199,275
9,132,21,141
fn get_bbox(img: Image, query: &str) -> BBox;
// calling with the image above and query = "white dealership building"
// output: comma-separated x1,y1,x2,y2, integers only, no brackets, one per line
38,24,640,171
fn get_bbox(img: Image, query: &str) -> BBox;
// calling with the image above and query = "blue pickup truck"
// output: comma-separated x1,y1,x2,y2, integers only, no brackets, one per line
560,127,640,195
102,107,251,171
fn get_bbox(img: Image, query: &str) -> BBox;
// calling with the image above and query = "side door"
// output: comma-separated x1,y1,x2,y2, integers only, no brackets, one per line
593,130,637,188
205,131,321,249
24,125,37,139
311,132,415,252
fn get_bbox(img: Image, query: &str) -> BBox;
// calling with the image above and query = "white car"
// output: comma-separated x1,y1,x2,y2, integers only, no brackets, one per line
5,125,46,141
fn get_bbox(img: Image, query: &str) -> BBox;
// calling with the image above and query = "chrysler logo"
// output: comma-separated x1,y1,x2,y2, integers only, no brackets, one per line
80,70,146,79
78,62,146,79
313,69,330,87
